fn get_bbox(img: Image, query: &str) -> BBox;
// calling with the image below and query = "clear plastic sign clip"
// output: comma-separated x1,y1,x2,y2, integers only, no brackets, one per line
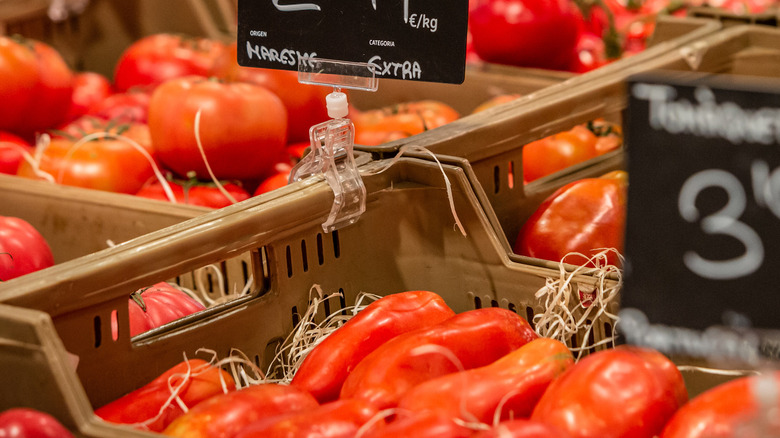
289,58,378,233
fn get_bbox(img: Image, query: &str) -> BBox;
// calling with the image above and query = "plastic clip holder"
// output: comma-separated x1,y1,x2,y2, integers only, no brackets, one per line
289,58,376,233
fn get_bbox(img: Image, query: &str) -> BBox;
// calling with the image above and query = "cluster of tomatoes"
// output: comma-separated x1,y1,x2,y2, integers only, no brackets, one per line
467,0,778,72
0,33,339,207
78,290,777,438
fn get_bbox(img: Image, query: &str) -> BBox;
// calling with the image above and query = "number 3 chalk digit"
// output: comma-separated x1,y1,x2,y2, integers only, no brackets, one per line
678,169,764,280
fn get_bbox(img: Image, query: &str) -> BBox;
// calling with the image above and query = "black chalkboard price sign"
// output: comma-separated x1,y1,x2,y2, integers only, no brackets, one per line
236,0,469,84
621,72,780,365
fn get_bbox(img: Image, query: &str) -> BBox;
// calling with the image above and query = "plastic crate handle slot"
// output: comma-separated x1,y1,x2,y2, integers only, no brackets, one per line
289,59,378,233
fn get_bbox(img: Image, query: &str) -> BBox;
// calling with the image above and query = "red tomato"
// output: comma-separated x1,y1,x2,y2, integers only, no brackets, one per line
88,89,152,124
127,282,206,337
148,76,288,181
234,398,378,438
95,359,236,432
163,384,319,438
568,32,610,73
661,371,780,438
292,291,456,403
515,171,627,266
523,129,600,183
212,43,330,144
0,36,73,139
360,411,475,438
531,346,688,438
397,338,574,424
64,72,113,122
0,216,54,281
469,0,582,70
352,101,459,146
114,34,225,92
471,419,570,438
17,123,157,194
136,177,250,209
0,131,33,175
340,307,538,409
0,408,74,438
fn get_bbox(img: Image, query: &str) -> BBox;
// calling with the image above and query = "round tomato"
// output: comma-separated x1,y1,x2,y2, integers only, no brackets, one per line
148,76,288,181
0,216,54,281
515,171,627,266
17,121,157,194
114,34,225,92
523,129,600,183
0,408,74,438
88,89,152,124
64,71,113,122
0,131,33,175
212,43,330,144
253,167,292,196
352,100,459,146
469,0,582,70
568,32,610,73
136,176,251,209
128,282,206,337
661,371,780,438
0,36,73,138
531,346,688,438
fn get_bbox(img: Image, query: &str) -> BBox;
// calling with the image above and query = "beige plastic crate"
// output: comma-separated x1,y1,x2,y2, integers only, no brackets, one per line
0,156,619,436
687,5,779,27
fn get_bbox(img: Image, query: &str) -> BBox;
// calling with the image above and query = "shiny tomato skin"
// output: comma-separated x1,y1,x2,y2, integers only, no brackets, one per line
469,0,582,70
360,411,475,438
472,419,570,438
114,34,225,92
397,338,574,424
0,37,73,138
292,291,456,404
531,346,688,438
64,72,113,122
0,216,54,281
88,89,152,124
523,130,599,183
95,359,236,433
127,282,206,337
253,171,290,196
0,408,74,438
352,100,459,146
234,398,378,438
340,307,538,410
0,37,40,133
515,172,627,266
148,76,288,181
17,123,157,194
162,384,319,438
0,131,33,175
136,179,250,209
661,371,780,438
212,43,330,143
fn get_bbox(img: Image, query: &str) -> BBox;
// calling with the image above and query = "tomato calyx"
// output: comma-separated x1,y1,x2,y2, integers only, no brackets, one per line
586,119,618,137
130,288,151,312
574,0,624,59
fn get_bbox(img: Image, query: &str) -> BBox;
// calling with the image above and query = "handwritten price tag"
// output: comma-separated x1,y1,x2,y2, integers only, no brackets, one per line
620,72,780,365
236,0,469,84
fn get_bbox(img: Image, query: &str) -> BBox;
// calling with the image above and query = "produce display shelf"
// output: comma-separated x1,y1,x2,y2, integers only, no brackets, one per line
359,24,780,274
0,156,619,437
